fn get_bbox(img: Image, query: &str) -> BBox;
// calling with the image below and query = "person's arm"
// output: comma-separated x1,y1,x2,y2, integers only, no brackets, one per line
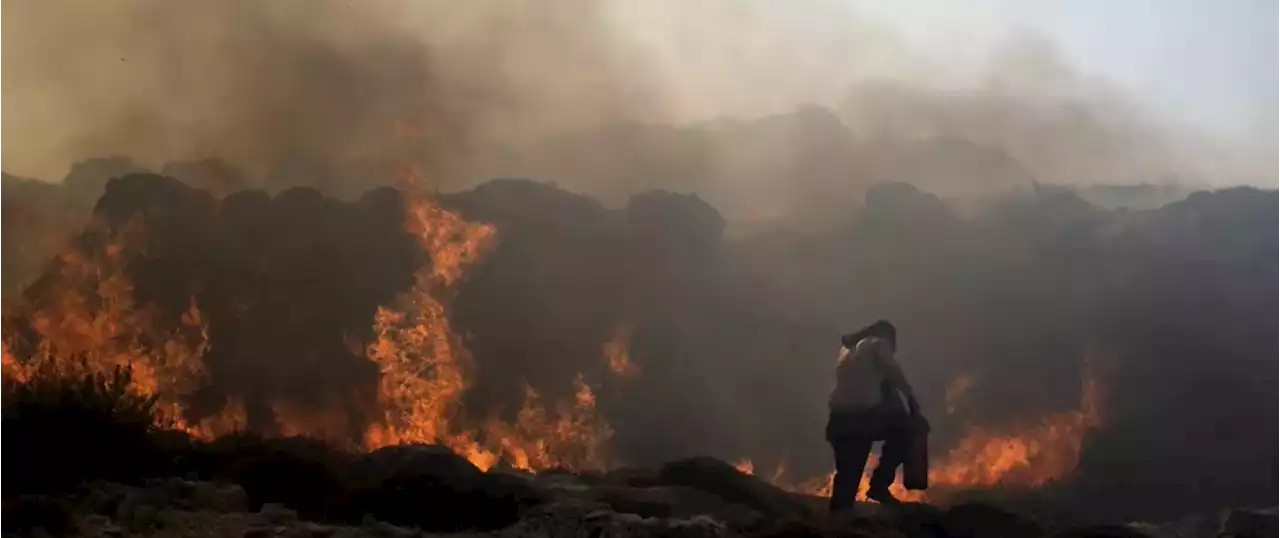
872,338,921,415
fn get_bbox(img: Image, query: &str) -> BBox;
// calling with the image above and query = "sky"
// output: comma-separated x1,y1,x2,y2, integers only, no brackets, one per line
850,0,1277,159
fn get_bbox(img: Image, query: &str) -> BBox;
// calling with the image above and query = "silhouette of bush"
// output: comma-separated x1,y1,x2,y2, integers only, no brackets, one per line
2,360,167,494
192,433,357,520
348,472,534,531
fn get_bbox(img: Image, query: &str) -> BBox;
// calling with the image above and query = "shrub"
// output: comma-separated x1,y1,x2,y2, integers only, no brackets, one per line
196,433,357,521
2,360,166,494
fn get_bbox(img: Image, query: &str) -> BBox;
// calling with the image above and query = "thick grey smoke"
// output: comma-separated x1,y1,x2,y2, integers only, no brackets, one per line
3,0,1251,214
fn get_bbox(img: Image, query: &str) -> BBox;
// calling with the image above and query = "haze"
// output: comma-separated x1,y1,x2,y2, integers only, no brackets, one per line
3,0,1275,194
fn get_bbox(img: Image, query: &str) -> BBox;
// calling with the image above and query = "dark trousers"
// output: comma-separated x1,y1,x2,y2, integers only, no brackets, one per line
828,428,908,512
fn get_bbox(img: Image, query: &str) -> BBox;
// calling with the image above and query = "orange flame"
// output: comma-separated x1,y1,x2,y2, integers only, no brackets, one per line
362,170,612,471
604,321,639,378
755,371,1100,503
1,218,213,434
929,374,1101,489
737,455,924,503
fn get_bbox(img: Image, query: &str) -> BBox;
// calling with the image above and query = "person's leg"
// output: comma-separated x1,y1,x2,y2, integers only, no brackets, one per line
829,436,873,513
867,427,908,502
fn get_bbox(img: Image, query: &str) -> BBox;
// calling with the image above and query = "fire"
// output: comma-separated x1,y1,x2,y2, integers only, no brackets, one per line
929,373,1101,489
737,455,924,503
1,218,213,433
745,371,1100,503
362,170,612,471
184,397,249,440
604,321,639,378
271,396,357,441
482,374,613,471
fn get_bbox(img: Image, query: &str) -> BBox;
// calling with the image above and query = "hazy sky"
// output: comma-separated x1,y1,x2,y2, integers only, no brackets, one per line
851,0,1277,152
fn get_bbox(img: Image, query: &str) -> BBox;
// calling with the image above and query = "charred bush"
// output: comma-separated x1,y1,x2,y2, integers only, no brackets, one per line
342,444,548,531
193,433,356,521
2,361,167,494
347,472,536,532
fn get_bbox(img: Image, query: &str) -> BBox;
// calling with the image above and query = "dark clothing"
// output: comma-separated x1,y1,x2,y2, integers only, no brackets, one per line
826,380,911,513
828,426,909,512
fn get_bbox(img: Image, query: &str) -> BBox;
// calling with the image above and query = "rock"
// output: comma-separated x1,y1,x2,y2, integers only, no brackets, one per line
280,522,338,538
502,500,729,538
657,457,817,522
204,435,352,520
119,478,249,514
1222,507,1278,538
348,470,540,532
938,502,1042,538
79,481,133,518
356,444,483,483
589,484,763,530
122,504,163,533
258,503,299,524
190,481,249,513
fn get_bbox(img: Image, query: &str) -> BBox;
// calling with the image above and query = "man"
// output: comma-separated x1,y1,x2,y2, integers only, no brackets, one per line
826,320,920,513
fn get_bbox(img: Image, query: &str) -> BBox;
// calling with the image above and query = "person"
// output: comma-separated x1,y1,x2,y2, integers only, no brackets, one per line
825,320,921,513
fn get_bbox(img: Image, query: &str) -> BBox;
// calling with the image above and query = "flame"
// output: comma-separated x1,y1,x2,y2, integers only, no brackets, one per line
183,397,249,440
1,218,212,432
604,321,639,378
738,454,924,503
360,182,497,462
929,374,1101,489
482,374,613,471
271,396,356,441
752,371,1100,503
790,458,925,503
362,169,612,471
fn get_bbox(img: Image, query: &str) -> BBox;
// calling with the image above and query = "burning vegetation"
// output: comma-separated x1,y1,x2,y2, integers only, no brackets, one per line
3,174,616,474
1,163,1275,523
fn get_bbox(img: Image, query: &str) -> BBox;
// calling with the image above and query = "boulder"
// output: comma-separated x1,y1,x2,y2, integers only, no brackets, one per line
347,466,546,532
355,444,482,484
657,457,817,522
199,435,352,520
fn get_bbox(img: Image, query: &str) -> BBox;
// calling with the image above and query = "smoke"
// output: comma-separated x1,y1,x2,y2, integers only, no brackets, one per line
3,0,1276,524
4,0,1257,206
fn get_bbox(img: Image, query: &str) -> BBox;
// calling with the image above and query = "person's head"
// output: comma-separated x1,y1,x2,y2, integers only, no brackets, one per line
841,320,897,351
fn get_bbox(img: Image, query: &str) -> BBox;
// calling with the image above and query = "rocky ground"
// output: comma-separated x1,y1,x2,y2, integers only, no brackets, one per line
2,444,1274,538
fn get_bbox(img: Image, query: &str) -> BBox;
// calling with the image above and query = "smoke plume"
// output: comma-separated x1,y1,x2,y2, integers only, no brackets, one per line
2,0,1276,524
